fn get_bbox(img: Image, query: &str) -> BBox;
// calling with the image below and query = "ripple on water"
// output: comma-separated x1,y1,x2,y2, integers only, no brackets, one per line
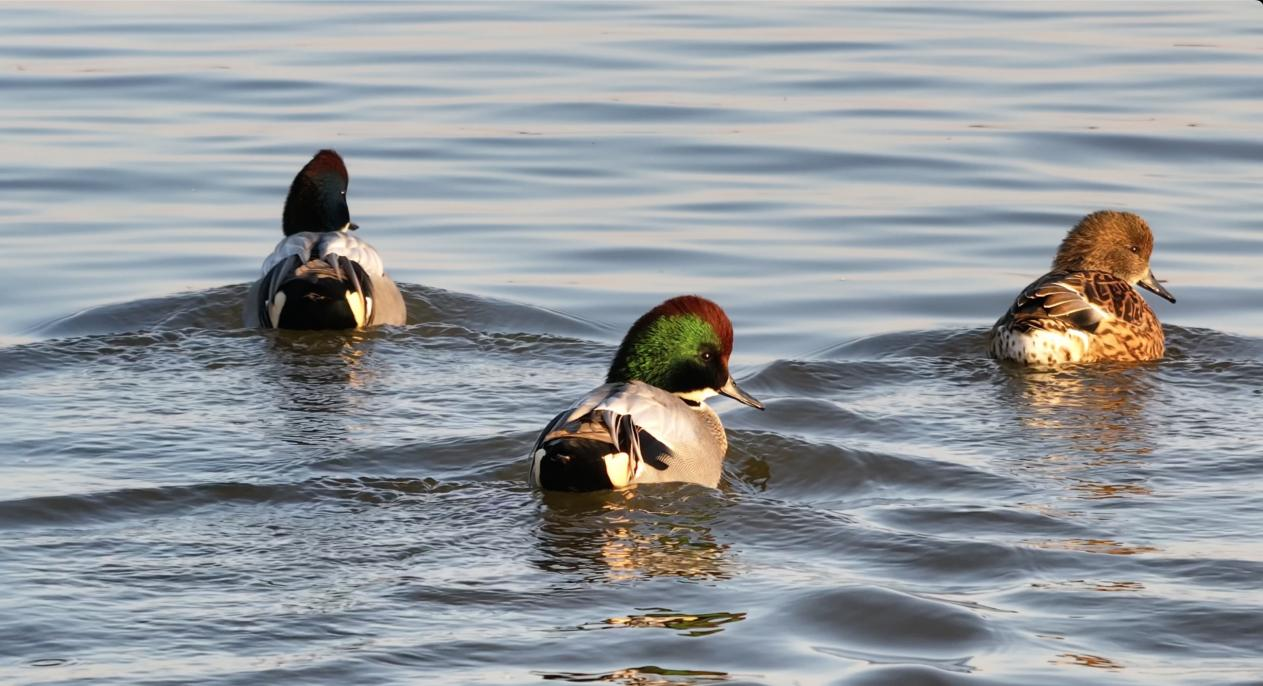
784,585,997,660
3,279,1262,686
4,2,1263,684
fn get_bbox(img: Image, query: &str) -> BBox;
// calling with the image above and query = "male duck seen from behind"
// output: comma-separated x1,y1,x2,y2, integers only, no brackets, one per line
990,210,1176,366
244,149,405,330
529,295,764,492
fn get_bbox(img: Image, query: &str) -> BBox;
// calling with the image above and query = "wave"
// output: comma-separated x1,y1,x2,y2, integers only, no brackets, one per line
27,282,607,341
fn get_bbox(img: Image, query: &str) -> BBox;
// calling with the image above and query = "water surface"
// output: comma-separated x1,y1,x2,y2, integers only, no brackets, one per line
3,3,1262,685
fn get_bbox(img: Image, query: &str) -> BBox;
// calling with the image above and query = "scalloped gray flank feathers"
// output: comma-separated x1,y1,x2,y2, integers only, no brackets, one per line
244,150,405,330
989,210,1176,366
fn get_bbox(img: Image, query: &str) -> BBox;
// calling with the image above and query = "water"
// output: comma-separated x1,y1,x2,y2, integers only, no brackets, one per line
2,3,1262,684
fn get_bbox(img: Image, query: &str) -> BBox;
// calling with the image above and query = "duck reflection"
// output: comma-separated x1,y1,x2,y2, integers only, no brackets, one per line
577,609,746,638
538,665,729,685
533,488,732,582
1003,365,1156,458
998,363,1164,556
1000,364,1158,493
256,328,385,449
1054,652,1125,671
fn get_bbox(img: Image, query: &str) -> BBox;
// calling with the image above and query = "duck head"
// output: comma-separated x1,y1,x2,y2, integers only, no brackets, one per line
1052,210,1175,303
606,295,763,409
281,149,358,236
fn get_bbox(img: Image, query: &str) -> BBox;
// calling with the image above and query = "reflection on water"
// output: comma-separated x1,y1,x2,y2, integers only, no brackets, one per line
4,1,1263,684
256,329,381,452
1054,652,1125,671
265,329,379,392
573,610,746,638
1003,365,1158,496
1024,537,1160,556
534,490,731,582
1003,365,1157,459
1001,366,1165,557
1030,579,1145,593
538,665,730,685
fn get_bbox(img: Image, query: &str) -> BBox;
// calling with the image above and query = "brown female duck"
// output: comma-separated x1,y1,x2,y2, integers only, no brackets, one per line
990,210,1176,366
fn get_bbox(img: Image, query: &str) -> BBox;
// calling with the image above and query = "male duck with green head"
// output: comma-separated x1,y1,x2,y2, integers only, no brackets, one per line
528,295,764,492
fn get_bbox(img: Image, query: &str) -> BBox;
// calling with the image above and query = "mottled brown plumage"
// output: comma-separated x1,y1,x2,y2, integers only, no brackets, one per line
990,211,1176,365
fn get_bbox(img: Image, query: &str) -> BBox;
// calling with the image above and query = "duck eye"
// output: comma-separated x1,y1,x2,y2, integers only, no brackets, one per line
1129,245,1140,254
701,351,713,361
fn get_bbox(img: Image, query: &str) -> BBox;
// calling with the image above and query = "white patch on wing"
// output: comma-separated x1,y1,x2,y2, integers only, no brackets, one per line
603,451,634,488
346,290,367,328
530,448,545,487
268,292,287,329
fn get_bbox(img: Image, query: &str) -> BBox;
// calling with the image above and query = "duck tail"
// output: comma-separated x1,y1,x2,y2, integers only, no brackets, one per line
532,437,624,492
258,254,375,330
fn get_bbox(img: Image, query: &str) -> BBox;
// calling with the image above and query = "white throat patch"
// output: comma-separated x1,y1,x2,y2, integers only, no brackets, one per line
674,388,718,405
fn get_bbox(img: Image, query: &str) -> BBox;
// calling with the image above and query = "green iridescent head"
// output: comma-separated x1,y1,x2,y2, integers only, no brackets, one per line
606,295,762,409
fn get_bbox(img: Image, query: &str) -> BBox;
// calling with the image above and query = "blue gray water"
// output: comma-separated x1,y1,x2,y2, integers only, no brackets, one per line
2,3,1262,684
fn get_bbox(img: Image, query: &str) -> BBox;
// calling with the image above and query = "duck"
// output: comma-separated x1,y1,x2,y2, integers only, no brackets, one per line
989,210,1176,366
243,149,406,330
528,295,764,492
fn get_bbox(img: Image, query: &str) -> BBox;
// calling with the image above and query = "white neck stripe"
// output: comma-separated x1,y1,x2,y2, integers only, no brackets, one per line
674,388,718,404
